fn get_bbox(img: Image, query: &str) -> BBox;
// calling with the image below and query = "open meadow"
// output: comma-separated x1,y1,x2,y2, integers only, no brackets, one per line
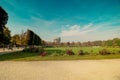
0,47,120,61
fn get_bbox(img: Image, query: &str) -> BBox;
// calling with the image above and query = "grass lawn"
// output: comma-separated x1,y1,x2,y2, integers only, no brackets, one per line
0,47,120,61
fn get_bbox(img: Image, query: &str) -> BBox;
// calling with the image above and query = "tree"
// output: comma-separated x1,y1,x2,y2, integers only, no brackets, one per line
105,40,113,46
93,41,102,46
0,6,8,44
26,29,34,45
26,29,41,46
3,27,11,44
113,38,120,47
20,31,28,46
11,34,21,46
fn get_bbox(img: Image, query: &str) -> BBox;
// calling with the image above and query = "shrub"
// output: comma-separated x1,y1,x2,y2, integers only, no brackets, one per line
41,51,47,56
78,50,84,55
99,49,111,55
66,49,74,55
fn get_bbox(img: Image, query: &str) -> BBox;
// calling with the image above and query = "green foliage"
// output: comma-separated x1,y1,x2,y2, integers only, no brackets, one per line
99,49,111,55
105,40,113,46
113,38,120,46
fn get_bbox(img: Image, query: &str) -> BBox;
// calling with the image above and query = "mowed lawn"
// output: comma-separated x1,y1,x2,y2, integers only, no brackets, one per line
0,47,120,61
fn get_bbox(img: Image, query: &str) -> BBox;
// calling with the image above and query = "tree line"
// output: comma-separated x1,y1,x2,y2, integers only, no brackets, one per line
44,38,120,47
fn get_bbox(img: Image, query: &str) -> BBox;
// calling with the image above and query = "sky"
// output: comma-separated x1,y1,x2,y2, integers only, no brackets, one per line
0,0,120,42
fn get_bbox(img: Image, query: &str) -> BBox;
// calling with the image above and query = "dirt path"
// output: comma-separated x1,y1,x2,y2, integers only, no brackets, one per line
0,59,120,80
0,48,23,55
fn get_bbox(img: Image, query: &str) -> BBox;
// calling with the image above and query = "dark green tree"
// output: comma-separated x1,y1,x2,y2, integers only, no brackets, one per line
0,6,8,44
26,29,34,45
26,29,41,46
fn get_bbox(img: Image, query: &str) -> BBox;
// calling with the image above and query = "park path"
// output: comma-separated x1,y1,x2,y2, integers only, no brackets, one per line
0,48,23,55
0,59,120,80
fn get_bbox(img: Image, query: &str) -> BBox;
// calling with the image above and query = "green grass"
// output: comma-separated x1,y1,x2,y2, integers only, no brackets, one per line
0,47,120,61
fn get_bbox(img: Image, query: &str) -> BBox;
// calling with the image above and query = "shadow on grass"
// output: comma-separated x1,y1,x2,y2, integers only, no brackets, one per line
0,51,39,61
0,49,66,61
46,49,65,55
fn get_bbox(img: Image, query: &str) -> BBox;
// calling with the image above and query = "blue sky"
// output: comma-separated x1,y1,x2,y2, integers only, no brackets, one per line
0,0,120,42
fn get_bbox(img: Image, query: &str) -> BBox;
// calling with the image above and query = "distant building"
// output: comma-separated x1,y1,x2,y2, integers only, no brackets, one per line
53,37,61,43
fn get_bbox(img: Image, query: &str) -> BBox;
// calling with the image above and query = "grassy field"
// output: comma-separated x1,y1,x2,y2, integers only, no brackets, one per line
0,47,120,61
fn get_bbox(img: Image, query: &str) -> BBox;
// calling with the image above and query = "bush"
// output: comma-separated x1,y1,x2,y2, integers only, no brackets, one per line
66,49,74,55
40,51,47,56
78,50,84,55
99,49,111,55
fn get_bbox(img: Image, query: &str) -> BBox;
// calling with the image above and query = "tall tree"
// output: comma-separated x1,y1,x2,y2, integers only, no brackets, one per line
26,29,41,46
26,29,34,45
0,6,8,44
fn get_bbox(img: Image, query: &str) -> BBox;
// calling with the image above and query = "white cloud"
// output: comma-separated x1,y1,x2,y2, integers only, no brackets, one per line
61,25,80,37
82,23,93,30
60,22,120,42
61,24,97,37
70,25,80,30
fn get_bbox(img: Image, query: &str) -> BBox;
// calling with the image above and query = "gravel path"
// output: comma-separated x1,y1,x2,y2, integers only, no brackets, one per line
0,59,120,80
